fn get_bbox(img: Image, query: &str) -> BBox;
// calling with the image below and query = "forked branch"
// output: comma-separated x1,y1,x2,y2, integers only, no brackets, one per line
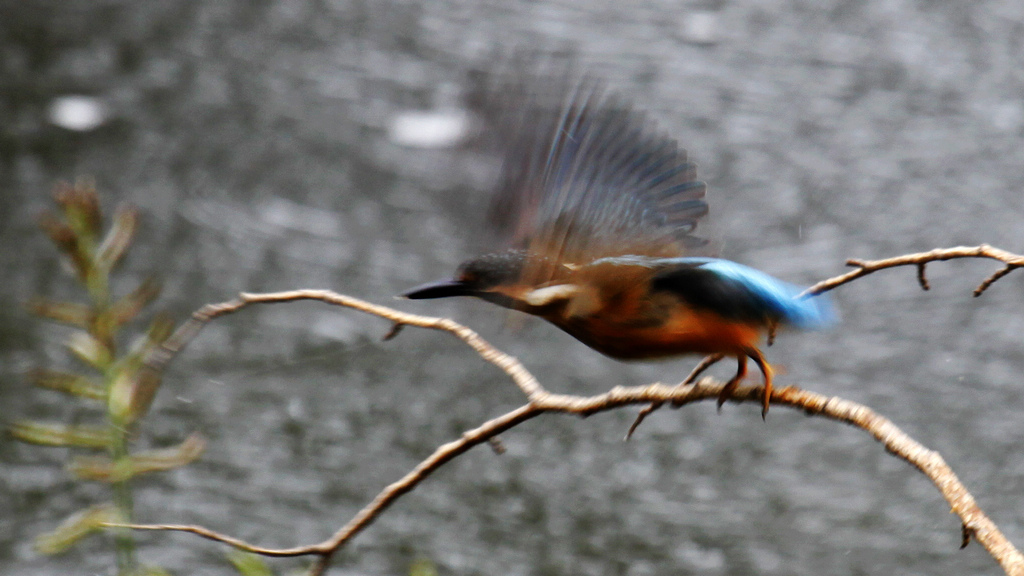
801,244,1024,297
113,246,1024,576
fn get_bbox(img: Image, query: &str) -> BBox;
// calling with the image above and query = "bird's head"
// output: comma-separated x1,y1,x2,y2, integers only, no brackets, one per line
400,251,527,306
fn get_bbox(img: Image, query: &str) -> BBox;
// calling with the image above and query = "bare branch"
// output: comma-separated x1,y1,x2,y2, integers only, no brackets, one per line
627,352,724,440
381,322,404,341
976,265,1019,297
801,244,1024,297
111,402,542,561
143,290,544,400
624,401,662,441
111,378,1024,575
119,246,1024,576
102,521,322,557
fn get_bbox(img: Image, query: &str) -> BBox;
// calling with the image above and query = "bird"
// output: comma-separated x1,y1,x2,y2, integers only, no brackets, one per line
401,58,834,417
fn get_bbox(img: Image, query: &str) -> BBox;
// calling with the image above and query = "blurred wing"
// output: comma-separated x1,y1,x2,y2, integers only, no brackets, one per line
476,58,708,284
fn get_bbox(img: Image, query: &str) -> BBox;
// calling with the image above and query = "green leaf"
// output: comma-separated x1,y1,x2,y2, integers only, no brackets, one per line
127,567,174,576
38,212,90,282
38,211,77,251
10,421,112,449
409,557,438,576
26,298,92,328
68,330,112,370
54,179,102,242
107,366,136,422
110,278,162,326
130,433,206,472
66,455,118,481
27,369,105,400
96,205,138,272
104,361,161,425
145,313,175,346
123,313,174,360
68,433,206,482
226,550,275,576
126,367,162,424
35,503,117,555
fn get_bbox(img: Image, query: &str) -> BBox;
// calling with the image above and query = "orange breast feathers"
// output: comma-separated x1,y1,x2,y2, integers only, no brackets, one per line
524,266,769,360
559,301,766,360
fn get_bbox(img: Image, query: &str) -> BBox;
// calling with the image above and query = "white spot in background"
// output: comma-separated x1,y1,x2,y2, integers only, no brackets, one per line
989,101,1024,133
287,397,305,420
47,95,108,131
388,109,472,149
259,197,343,237
681,12,720,45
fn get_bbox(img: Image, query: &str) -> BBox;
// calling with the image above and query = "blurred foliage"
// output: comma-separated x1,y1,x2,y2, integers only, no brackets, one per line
409,557,439,576
226,550,276,576
9,180,204,575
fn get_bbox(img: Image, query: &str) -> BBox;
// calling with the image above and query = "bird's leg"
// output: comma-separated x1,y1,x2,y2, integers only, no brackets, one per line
667,353,726,412
717,355,747,412
679,353,726,386
637,354,728,437
746,347,775,419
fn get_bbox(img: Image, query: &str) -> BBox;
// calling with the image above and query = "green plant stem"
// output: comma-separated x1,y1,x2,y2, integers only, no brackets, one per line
95,281,136,574
108,379,136,574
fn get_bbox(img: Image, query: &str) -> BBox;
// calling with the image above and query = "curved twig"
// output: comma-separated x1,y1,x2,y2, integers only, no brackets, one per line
801,244,1024,297
114,246,1024,576
144,290,544,400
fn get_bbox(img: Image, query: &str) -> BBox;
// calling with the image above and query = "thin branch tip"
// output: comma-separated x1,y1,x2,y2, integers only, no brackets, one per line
806,245,1024,297
974,264,1019,297
916,262,930,290
382,322,405,341
625,401,664,440
487,437,507,455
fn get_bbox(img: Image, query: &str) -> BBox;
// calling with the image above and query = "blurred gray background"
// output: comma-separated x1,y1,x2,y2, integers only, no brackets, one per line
2,1,1023,575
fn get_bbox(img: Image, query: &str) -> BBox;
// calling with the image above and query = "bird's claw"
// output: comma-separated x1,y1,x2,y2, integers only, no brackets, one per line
716,377,740,413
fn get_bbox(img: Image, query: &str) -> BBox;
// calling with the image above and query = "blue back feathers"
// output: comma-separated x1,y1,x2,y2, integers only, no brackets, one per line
688,258,836,329
593,255,836,329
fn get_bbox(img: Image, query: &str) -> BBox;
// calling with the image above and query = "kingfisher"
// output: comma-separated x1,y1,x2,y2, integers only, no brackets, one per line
402,62,834,417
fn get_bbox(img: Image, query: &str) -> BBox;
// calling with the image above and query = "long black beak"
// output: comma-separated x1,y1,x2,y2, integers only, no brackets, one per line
400,279,475,299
